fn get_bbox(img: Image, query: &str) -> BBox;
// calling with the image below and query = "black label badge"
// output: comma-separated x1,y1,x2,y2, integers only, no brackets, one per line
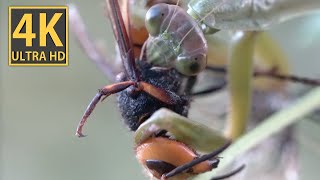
9,6,68,66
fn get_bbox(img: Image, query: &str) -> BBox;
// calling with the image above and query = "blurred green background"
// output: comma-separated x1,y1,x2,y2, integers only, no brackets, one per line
1,0,320,180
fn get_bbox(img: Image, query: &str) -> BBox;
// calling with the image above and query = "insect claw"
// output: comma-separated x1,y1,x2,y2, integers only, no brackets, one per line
76,132,87,138
76,121,88,138
76,93,103,137
208,159,220,169
160,174,167,180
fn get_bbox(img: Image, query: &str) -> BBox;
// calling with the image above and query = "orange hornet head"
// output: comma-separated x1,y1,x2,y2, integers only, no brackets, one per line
135,137,217,179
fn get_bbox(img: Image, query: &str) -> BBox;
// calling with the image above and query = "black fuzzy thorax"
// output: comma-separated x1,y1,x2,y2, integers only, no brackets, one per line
117,61,190,131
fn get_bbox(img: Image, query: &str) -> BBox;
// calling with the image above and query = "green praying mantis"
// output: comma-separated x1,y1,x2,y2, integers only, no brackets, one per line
128,0,320,146
70,0,320,179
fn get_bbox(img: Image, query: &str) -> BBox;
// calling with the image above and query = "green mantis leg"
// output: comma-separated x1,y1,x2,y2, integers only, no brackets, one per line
134,108,229,153
225,31,257,139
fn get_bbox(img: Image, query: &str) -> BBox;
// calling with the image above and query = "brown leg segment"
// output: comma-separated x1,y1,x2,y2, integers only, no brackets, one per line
106,0,140,81
76,81,135,137
139,82,180,105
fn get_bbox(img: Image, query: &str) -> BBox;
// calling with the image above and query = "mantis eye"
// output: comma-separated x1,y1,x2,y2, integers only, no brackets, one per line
145,4,167,36
175,54,207,76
